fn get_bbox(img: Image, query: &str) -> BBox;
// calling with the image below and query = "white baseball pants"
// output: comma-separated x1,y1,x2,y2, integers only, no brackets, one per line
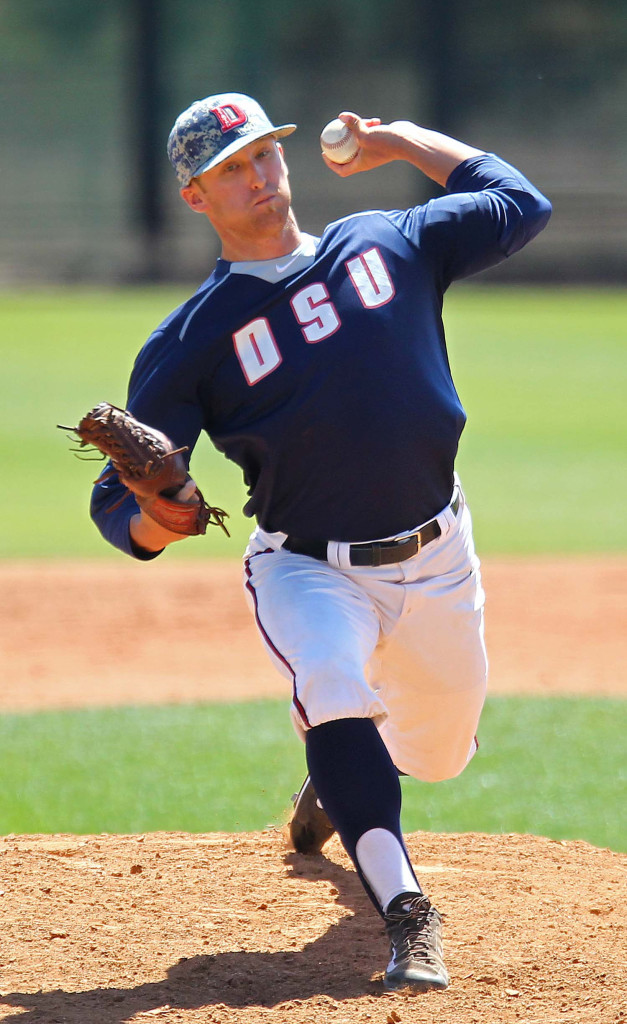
243,483,487,782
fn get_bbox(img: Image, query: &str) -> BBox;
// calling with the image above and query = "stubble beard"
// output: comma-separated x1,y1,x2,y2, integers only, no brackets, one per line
251,189,295,240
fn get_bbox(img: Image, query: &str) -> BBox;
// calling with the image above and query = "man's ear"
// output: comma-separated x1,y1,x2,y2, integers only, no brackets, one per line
180,184,207,213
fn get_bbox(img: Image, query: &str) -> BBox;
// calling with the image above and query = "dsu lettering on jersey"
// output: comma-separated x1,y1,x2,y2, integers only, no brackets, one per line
233,247,395,385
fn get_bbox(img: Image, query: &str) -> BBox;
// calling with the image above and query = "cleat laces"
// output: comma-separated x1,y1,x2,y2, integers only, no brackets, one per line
386,895,437,963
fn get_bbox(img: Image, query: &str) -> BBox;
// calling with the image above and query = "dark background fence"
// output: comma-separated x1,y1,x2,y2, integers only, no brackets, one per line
1,0,625,284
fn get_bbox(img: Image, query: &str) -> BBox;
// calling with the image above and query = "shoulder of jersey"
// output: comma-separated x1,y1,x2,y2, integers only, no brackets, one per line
137,271,235,353
319,208,415,251
321,209,389,238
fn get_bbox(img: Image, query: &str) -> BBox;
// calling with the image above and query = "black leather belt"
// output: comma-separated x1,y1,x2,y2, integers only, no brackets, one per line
283,492,460,567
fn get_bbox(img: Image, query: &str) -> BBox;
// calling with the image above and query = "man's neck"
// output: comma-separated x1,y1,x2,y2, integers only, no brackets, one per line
220,212,302,263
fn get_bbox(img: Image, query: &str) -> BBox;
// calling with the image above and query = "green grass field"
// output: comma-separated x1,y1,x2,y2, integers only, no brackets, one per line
0,287,624,849
0,697,624,851
0,286,625,556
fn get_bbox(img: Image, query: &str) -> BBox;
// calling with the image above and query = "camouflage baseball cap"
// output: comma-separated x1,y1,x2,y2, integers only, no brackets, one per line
167,92,297,187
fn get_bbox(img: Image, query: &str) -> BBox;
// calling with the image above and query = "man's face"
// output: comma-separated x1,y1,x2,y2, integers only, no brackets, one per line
182,136,292,250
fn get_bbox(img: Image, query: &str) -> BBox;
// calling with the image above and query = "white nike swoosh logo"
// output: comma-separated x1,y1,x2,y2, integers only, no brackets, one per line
275,255,300,273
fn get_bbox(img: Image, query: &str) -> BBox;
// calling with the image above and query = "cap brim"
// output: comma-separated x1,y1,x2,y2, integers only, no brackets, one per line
192,124,297,180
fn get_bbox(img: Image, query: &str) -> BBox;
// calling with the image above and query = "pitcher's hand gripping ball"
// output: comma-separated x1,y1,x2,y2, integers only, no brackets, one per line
320,118,359,164
59,402,230,536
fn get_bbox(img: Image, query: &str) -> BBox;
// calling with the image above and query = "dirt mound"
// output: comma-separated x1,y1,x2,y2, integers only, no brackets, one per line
0,830,624,1023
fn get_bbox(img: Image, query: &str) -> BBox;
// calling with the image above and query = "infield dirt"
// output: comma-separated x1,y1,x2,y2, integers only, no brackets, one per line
0,556,625,1023
1,556,626,710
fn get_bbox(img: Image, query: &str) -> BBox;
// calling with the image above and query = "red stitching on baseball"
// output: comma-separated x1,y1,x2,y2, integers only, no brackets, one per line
325,134,352,149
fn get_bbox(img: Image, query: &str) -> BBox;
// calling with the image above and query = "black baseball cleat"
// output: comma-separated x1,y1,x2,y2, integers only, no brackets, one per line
289,775,336,854
383,892,450,992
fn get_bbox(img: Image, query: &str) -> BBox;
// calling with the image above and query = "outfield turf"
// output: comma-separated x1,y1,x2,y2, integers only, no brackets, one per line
0,697,624,852
0,286,625,557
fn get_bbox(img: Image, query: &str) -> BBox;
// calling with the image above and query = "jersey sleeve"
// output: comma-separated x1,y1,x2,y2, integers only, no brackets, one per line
89,328,206,559
389,153,552,289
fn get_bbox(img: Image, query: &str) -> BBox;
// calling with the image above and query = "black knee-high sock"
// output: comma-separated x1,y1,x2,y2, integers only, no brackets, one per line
305,717,418,916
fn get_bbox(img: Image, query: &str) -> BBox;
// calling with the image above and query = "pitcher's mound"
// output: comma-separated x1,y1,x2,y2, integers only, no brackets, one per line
0,829,624,1023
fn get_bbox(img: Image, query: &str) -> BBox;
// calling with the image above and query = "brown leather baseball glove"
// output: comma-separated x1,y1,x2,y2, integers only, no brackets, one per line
59,402,229,537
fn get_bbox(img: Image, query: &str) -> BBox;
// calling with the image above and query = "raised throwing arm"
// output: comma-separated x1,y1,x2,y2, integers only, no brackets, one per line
322,112,485,186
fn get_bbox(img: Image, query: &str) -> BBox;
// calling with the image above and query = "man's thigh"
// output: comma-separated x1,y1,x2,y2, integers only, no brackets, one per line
243,546,387,733
375,503,488,781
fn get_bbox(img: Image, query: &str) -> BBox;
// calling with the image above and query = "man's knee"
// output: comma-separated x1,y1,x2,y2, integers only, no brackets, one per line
394,733,479,782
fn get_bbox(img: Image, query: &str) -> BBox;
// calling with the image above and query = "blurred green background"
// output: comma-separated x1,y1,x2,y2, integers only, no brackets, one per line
0,2,625,849
1,0,626,285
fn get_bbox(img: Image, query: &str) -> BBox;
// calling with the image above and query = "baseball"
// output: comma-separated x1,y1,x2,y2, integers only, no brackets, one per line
320,118,359,164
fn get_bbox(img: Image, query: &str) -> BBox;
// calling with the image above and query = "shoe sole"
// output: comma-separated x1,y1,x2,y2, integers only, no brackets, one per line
383,973,449,992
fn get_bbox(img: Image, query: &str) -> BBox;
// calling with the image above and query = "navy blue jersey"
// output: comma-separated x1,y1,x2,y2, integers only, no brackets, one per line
91,154,550,555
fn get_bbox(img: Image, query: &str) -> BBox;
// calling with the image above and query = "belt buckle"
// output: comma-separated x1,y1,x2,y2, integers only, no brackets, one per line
389,533,420,564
